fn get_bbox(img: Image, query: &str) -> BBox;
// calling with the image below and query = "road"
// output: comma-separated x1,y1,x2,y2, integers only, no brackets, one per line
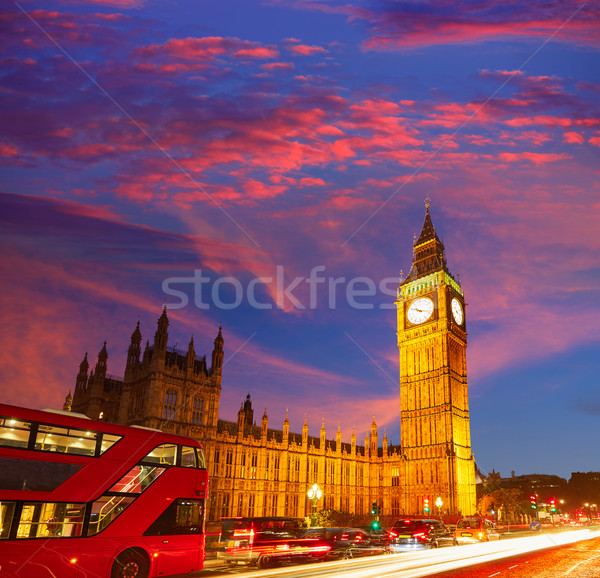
168,528,600,578
437,535,600,577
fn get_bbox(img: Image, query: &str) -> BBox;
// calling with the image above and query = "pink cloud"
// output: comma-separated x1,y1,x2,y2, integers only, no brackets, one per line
289,44,328,56
261,62,294,71
135,36,278,63
241,179,287,200
317,125,345,136
363,10,600,51
234,47,279,59
498,152,572,165
298,177,326,187
563,131,585,144
0,143,19,157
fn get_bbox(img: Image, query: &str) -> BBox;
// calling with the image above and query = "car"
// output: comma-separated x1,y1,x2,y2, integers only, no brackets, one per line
454,518,500,544
358,526,392,547
303,527,386,559
386,518,457,551
217,517,331,568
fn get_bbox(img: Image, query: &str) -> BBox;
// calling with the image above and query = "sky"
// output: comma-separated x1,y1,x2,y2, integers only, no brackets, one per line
0,0,599,481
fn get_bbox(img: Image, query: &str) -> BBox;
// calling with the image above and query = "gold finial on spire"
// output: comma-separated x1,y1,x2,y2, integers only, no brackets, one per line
425,194,431,208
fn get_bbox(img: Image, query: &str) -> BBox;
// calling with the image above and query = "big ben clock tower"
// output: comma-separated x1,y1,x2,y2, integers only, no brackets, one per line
397,200,476,516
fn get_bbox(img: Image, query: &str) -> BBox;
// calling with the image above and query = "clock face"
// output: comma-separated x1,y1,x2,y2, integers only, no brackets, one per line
451,297,463,325
407,297,434,325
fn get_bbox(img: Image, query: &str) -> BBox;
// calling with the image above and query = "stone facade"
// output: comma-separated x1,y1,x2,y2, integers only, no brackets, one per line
71,311,407,522
70,205,477,520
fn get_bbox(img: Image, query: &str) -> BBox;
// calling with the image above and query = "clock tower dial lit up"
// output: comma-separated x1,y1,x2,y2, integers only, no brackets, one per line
451,297,463,325
396,199,476,517
407,297,434,324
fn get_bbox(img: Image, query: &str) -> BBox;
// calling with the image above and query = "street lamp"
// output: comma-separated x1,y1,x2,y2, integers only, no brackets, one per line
307,483,322,527
435,497,443,517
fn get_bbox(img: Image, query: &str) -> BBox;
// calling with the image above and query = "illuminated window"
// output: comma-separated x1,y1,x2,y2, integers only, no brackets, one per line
0,417,31,448
17,502,85,538
392,497,400,517
88,496,135,536
181,446,197,468
221,494,230,518
212,449,220,476
225,449,233,477
191,396,204,426
35,425,97,456
109,465,166,493
143,443,177,466
0,501,16,539
162,389,178,421
271,494,278,516
239,452,246,478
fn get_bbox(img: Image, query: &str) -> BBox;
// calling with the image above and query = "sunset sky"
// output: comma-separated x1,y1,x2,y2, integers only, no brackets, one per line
1,0,599,480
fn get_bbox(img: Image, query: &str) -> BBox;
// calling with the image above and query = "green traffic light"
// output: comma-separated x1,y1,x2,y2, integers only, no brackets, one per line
371,521,380,530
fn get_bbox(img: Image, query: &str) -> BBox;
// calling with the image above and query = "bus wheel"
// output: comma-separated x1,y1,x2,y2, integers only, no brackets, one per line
111,549,149,578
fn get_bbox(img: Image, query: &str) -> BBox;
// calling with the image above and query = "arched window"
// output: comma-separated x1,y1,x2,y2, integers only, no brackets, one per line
163,389,177,420
192,396,204,425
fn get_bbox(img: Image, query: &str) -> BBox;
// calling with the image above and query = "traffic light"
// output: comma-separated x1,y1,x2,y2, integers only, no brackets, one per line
424,498,430,514
549,498,556,513
371,520,380,530
490,502,495,514
371,502,377,515
530,495,537,509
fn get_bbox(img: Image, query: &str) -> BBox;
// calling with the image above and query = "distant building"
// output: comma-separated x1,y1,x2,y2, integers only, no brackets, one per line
494,471,567,502
70,204,477,520
567,472,600,506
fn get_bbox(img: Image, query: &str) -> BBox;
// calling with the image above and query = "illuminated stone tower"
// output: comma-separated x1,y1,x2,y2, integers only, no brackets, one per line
396,201,476,516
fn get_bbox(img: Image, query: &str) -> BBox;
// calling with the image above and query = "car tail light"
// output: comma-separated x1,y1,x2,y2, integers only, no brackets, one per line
341,533,349,541
413,532,427,541
388,531,397,538
354,534,363,543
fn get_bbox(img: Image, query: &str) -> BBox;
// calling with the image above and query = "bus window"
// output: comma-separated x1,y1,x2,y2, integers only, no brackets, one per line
181,446,197,468
0,457,83,492
143,443,177,465
17,502,85,538
197,448,206,469
0,417,31,448
87,495,135,536
144,499,204,536
35,425,97,456
109,464,166,493
99,432,121,454
0,501,16,539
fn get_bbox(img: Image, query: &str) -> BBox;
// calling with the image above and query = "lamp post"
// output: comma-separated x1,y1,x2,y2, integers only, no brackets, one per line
435,497,443,517
307,483,322,527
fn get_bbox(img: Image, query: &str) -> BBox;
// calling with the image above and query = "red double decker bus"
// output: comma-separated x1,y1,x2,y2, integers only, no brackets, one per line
0,403,208,578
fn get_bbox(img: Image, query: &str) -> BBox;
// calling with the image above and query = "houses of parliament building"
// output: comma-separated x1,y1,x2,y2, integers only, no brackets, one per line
69,205,477,522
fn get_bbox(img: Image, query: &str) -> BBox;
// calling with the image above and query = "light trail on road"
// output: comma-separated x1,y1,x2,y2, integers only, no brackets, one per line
201,529,600,578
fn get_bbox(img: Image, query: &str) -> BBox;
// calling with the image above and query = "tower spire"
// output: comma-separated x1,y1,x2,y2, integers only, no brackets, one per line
153,306,169,356
211,326,224,382
402,203,447,284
